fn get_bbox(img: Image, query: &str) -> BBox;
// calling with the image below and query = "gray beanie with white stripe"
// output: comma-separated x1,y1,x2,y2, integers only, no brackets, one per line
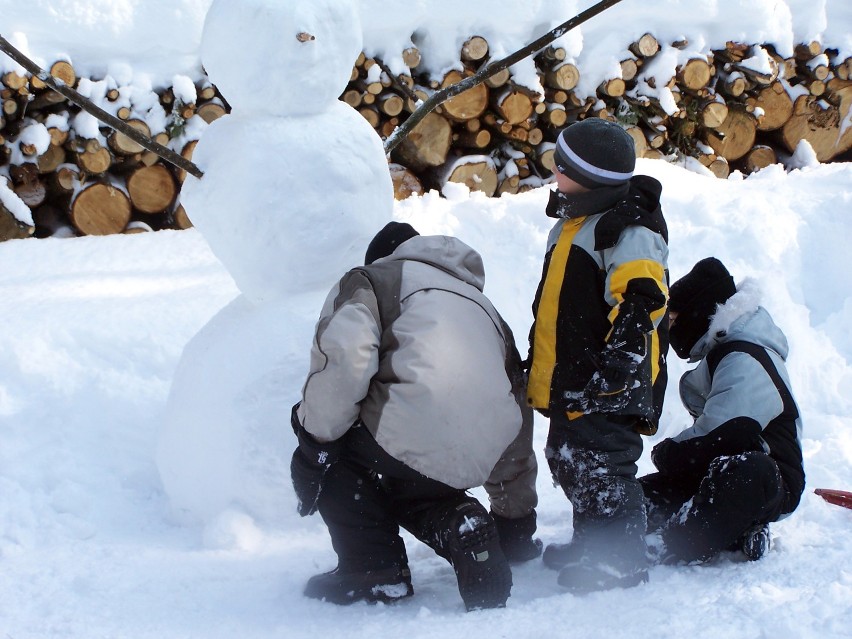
553,119,635,189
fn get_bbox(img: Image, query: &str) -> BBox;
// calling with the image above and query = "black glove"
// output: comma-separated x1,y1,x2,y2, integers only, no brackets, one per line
582,347,640,413
650,438,680,475
290,403,343,517
652,417,766,482
491,510,543,563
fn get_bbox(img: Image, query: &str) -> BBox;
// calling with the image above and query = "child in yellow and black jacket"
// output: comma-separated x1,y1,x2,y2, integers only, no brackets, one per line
526,118,669,594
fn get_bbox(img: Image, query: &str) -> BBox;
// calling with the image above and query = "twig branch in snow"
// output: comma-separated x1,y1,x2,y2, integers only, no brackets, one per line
383,0,628,154
0,33,205,179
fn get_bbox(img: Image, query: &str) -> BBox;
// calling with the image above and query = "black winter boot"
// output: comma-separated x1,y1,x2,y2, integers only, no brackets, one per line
303,565,413,605
542,540,584,571
557,561,648,594
492,510,543,563
545,535,648,593
740,524,771,561
442,502,512,611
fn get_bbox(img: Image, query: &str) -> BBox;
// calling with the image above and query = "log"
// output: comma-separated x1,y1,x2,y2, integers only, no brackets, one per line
48,124,69,146
0,196,33,240
358,105,380,128
780,83,852,161
620,58,639,82
124,220,154,234
49,61,76,88
141,133,171,167
543,104,568,128
402,47,421,70
699,99,729,129
461,36,489,64
794,41,822,62
108,119,151,155
10,163,47,208
76,144,113,175
126,164,178,213
380,117,400,139
456,128,492,149
715,41,751,64
175,140,198,184
717,71,748,98
629,33,660,58
493,89,534,125
342,89,362,108
624,125,648,157
49,165,80,199
36,143,66,174
69,182,132,235
747,82,793,131
497,173,521,196
196,100,228,123
743,145,777,173
538,46,568,67
538,150,556,174
836,57,852,81
441,156,498,196
598,78,626,97
1,72,27,90
731,56,779,86
484,68,511,89
172,204,193,229
706,156,730,179
379,94,405,117
392,111,452,170
441,70,489,121
678,57,713,90
545,62,580,91
389,162,424,200
704,105,757,161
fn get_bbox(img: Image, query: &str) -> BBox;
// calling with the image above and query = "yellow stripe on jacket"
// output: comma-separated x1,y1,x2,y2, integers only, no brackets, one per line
527,217,585,409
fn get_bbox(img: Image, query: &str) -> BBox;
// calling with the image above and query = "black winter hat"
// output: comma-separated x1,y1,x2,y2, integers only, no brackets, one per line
668,257,737,359
364,221,419,265
553,118,636,189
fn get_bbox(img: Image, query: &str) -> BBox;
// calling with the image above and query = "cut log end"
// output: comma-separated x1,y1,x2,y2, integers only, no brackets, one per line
70,183,132,236
127,164,178,214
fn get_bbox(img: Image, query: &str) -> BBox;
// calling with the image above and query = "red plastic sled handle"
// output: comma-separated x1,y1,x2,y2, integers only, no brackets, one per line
815,488,852,510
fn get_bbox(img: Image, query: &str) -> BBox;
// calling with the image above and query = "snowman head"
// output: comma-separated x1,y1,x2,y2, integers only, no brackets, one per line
201,0,362,116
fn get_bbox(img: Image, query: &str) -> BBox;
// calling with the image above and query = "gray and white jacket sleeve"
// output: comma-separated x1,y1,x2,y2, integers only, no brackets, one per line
297,271,382,443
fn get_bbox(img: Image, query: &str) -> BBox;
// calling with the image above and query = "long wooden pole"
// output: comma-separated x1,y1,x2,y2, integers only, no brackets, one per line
384,0,627,154
0,34,205,179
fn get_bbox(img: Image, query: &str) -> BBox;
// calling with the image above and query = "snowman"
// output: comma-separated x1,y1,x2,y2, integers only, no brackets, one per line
156,0,393,534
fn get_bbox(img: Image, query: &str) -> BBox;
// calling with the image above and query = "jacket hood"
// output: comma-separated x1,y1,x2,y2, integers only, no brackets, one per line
689,278,789,361
379,234,486,291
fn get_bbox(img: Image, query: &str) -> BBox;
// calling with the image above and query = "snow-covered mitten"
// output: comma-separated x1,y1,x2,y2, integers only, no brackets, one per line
582,347,639,412
290,404,342,517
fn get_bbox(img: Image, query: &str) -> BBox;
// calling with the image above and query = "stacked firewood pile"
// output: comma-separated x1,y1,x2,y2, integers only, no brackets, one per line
0,60,227,240
1,34,851,240
350,34,852,198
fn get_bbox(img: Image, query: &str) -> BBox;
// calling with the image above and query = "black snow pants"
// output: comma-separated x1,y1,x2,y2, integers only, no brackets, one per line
546,412,648,572
640,450,786,563
315,424,485,572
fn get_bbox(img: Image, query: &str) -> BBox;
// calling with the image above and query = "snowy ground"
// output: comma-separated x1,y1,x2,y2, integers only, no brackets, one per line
1,158,851,638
